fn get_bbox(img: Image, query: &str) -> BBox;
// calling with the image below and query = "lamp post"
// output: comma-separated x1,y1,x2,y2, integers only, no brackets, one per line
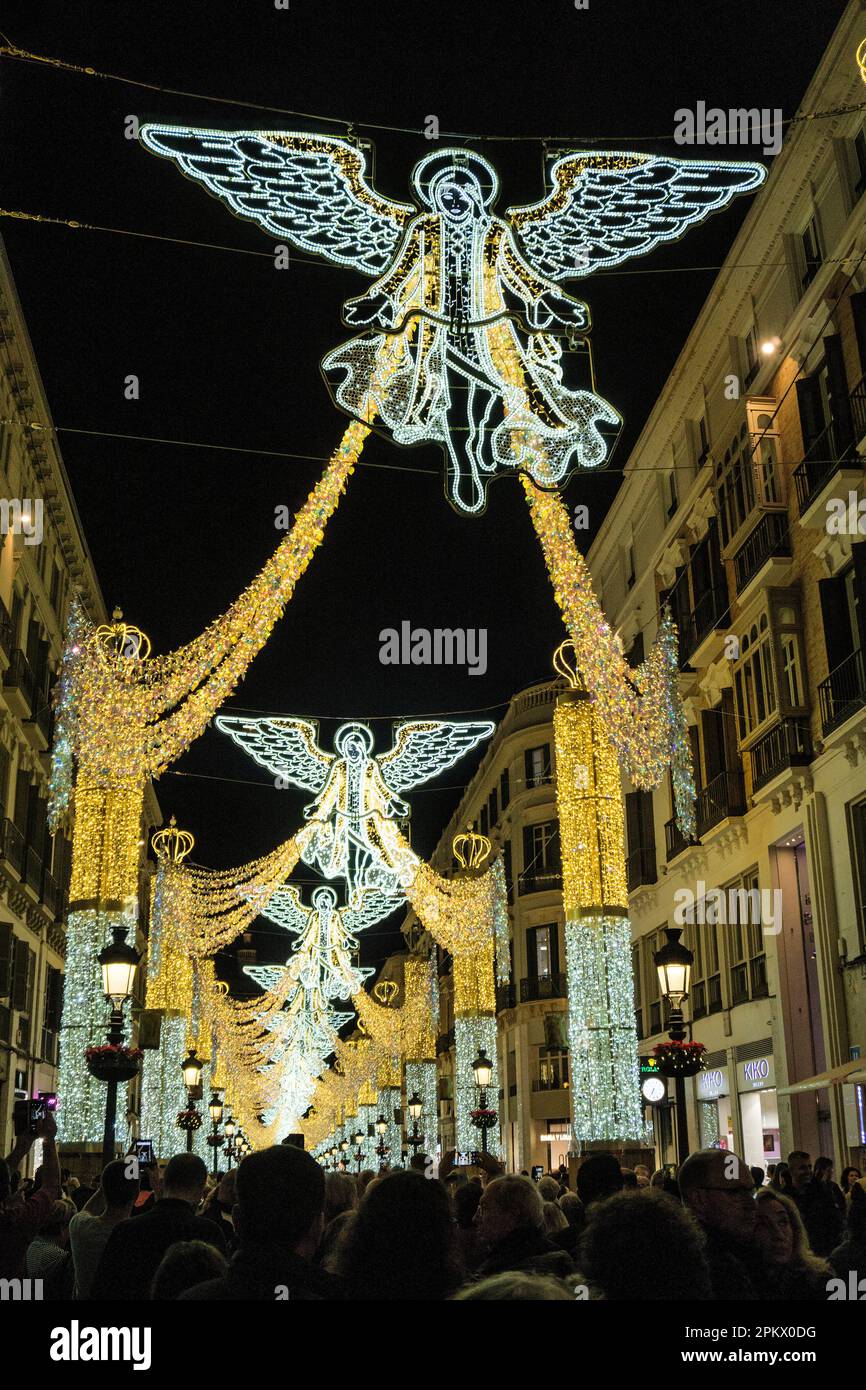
180,1048,204,1153
96,923,141,1171
471,1048,496,1157
353,1129,365,1173
224,1117,236,1168
406,1091,423,1157
375,1114,389,1170
207,1091,224,1178
654,927,695,1167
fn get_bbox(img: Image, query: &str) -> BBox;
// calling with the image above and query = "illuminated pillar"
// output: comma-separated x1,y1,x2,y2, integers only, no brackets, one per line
403,954,438,1158
553,642,643,1144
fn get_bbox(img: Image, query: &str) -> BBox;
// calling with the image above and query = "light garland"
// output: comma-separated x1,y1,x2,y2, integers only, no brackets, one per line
455,1015,499,1156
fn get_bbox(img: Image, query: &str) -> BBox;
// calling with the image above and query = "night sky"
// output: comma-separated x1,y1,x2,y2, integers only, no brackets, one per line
1,0,848,984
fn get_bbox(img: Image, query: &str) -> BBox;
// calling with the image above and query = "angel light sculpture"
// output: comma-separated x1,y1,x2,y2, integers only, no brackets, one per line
257,883,399,1000
216,715,493,904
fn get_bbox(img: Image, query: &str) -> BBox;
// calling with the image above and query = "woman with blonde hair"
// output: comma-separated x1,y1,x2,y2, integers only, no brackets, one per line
753,1187,831,1300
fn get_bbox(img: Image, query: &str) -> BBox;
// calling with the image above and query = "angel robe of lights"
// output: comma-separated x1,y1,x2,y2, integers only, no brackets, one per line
217,715,493,905
139,128,765,515
259,884,398,1000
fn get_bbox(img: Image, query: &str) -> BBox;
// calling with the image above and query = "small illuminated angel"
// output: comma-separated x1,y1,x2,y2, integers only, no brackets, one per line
141,128,764,514
263,982,351,1065
217,714,492,904
260,883,399,1000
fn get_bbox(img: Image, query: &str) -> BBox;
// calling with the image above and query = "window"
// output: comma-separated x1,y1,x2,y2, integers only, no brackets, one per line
697,415,710,467
633,942,643,1039
734,614,776,740
479,805,489,836
487,787,498,827
849,798,866,950
645,928,666,1036
499,767,510,810
625,542,636,589
629,631,645,667
715,422,755,547
855,129,866,198
683,905,722,1019
527,923,559,979
747,404,782,506
727,870,767,1003
536,1048,569,1091
744,325,760,388
524,744,551,789
520,822,561,892
667,470,679,518
11,937,34,1014
801,215,823,291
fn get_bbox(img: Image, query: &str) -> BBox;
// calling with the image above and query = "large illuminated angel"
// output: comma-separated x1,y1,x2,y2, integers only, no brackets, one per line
217,715,493,903
140,128,764,514
259,883,398,999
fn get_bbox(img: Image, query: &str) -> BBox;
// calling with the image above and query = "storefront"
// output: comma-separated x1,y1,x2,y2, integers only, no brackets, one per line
538,1121,571,1172
736,1052,780,1171
696,1066,735,1152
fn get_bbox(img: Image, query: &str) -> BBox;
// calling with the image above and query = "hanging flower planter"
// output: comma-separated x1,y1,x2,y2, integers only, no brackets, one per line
85,1044,143,1083
470,1107,499,1131
653,1041,706,1078
176,1108,203,1133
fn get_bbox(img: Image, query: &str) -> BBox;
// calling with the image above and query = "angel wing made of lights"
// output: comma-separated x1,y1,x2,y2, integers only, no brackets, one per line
379,719,495,792
216,715,332,793
139,126,416,276
507,151,765,281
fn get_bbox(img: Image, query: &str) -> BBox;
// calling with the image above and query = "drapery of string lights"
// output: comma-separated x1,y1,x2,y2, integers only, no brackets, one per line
552,641,643,1144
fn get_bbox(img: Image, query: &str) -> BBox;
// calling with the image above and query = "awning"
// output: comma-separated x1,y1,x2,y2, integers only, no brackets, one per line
777,1060,866,1096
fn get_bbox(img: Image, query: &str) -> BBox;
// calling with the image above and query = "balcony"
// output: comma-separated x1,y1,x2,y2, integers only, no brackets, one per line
749,718,813,792
626,844,657,892
495,982,515,1013
531,1075,570,1093
665,816,699,863
681,584,731,667
0,599,12,665
696,769,747,836
818,648,866,735
520,972,567,1004
1,818,25,876
517,869,562,896
733,512,792,600
793,417,863,528
3,648,36,718
41,870,67,921
24,844,43,894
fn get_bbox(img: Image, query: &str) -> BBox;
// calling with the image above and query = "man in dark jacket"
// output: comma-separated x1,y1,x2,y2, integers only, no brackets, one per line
90,1153,225,1299
180,1144,338,1300
473,1175,575,1280
788,1150,844,1257
679,1149,760,1299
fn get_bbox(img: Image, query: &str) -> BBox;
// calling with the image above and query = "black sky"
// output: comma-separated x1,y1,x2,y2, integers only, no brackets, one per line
1,0,849,982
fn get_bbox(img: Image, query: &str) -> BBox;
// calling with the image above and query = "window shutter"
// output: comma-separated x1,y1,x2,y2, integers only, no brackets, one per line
853,544,866,655
0,921,12,997
849,290,866,381
795,373,826,456
823,335,855,454
522,825,533,872
499,767,510,809
14,771,29,835
11,938,32,1011
818,575,854,672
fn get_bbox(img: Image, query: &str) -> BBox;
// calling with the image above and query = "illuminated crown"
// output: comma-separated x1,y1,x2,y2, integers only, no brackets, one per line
152,815,195,863
452,826,491,870
373,980,398,1006
552,639,586,690
95,607,152,661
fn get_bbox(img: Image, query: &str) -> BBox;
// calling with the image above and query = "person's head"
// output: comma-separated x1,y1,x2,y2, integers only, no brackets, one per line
216,1168,237,1209
235,1145,325,1257
454,1180,483,1231
749,1165,766,1189
579,1189,712,1300
766,1163,777,1179
846,1178,866,1242
678,1150,756,1241
786,1150,812,1192
41,1199,74,1248
754,1188,828,1273
558,1192,584,1229
150,1239,228,1300
357,1169,377,1194
634,1164,650,1181
163,1153,208,1208
452,1271,573,1301
336,1169,459,1300
66,1176,80,1193
542,1200,568,1235
620,1169,639,1190
476,1175,544,1247
537,1176,561,1203
100,1159,139,1213
841,1166,862,1194
324,1171,357,1224
771,1162,792,1192
813,1156,834,1183
576,1153,624,1208
408,1152,429,1174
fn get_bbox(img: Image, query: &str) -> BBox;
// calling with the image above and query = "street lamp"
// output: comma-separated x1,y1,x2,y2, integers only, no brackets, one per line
654,927,695,1166
96,923,141,1170
406,1091,423,1157
207,1092,224,1178
375,1114,389,1169
353,1129,365,1172
471,1048,497,1157
177,1048,204,1153
224,1116,236,1168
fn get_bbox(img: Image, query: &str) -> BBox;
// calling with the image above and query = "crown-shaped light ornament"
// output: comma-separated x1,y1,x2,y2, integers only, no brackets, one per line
452,826,492,871
94,607,152,661
373,980,398,1006
152,815,195,864
552,638,585,690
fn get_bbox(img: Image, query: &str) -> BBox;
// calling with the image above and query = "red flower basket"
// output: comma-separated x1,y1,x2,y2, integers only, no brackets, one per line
470,1107,499,1131
85,1044,143,1083
653,1040,706,1079
176,1108,203,1133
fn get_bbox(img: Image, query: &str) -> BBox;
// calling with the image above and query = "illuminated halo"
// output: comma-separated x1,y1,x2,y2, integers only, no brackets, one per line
411,148,500,209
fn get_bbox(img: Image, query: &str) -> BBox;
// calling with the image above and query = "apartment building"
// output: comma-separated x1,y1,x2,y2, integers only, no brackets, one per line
0,239,158,1165
586,3,866,1174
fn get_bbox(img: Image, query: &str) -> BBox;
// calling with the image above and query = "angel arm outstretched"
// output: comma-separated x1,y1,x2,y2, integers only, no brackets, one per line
498,226,590,330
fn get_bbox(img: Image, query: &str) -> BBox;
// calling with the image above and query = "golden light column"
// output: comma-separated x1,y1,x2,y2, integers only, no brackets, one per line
552,640,643,1144
448,829,501,1158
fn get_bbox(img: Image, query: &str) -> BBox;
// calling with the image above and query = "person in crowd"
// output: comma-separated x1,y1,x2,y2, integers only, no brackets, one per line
537,1175,561,1204
766,1163,777,1182
555,1162,569,1187
542,1200,568,1236
408,1152,429,1174
552,1191,585,1256
473,1175,576,1280
787,1150,844,1257
453,1270,573,1300
316,1207,355,1273
678,1149,760,1299
750,1165,766,1189
620,1169,639,1190
752,1187,831,1300
336,1169,461,1300
577,1188,712,1300
357,1169,377,1195
151,1239,228,1299
90,1153,225,1300
131,1164,158,1216
201,1168,239,1253
840,1165,862,1195
181,1144,336,1299
70,1175,97,1212
770,1162,793,1194
633,1164,651,1189
813,1156,846,1223
324,1171,357,1225
25,1197,75,1299
453,1180,484,1276
63,1175,79,1202
576,1153,623,1210
0,1111,60,1280
829,1176,866,1281
69,1158,139,1299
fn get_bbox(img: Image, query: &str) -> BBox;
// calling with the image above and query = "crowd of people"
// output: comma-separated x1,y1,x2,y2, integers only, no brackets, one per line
2,1113,864,1301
